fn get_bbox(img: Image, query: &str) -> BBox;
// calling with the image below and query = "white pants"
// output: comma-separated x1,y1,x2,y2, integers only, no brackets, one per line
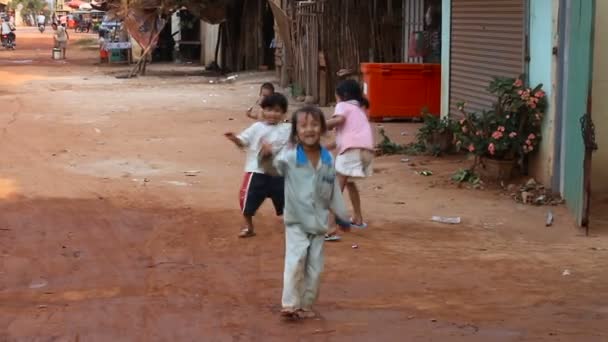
282,223,325,311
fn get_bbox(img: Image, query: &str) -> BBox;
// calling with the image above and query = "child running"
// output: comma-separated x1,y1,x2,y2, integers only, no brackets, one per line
225,92,291,238
326,80,374,231
263,106,350,320
246,82,275,120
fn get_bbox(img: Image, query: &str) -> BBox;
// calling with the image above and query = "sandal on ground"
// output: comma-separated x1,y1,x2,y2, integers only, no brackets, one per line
296,309,317,319
280,309,299,321
238,228,256,238
324,234,341,242
350,221,368,229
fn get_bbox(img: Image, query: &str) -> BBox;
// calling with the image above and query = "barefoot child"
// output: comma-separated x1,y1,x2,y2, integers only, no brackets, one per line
263,106,350,319
225,93,291,238
246,82,275,120
326,80,374,230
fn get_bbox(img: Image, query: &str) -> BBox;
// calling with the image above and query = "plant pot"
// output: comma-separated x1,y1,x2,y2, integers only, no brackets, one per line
425,131,453,153
478,158,515,182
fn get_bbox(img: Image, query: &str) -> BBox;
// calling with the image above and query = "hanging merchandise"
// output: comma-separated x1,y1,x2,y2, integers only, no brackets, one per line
408,31,430,58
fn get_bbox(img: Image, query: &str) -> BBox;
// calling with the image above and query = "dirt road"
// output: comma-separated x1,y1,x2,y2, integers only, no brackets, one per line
0,28,607,342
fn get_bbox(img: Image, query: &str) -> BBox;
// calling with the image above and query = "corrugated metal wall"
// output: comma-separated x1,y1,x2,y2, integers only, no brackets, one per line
449,0,526,115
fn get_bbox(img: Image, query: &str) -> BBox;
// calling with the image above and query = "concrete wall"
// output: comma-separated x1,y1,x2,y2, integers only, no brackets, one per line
528,0,559,187
592,0,608,192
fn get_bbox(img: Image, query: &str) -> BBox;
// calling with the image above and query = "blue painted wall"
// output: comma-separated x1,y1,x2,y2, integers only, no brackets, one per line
528,0,559,186
529,0,554,92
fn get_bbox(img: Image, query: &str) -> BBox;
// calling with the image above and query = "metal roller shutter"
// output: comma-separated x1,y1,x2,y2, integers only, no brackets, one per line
449,0,526,116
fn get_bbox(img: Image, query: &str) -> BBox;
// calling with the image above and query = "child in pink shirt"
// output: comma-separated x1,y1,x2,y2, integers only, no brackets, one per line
327,80,374,231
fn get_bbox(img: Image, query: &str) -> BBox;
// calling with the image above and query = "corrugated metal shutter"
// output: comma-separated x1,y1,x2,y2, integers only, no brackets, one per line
450,0,525,116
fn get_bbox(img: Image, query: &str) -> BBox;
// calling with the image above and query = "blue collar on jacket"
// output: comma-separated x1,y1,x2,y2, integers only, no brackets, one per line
296,144,333,167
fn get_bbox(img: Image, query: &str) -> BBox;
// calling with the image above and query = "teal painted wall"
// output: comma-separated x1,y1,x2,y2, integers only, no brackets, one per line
528,0,559,186
561,0,595,226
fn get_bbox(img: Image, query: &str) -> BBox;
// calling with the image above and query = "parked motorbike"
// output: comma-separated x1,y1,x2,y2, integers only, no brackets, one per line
75,22,90,33
1,33,15,50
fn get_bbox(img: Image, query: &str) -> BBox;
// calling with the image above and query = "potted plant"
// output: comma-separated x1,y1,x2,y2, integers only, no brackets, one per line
417,113,457,155
454,76,548,181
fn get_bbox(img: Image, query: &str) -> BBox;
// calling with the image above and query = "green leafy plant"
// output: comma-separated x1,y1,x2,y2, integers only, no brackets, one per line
454,76,547,162
8,0,49,19
416,113,458,156
452,168,480,184
416,113,457,142
376,129,426,156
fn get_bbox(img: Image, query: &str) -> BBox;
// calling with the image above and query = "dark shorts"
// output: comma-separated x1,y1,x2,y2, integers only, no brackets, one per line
239,172,284,217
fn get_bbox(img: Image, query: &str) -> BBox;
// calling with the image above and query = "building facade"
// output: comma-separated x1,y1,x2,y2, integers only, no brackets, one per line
440,0,600,228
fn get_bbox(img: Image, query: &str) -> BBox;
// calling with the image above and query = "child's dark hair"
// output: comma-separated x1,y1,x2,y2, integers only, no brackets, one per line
289,106,327,144
260,82,275,94
360,97,370,109
336,79,370,108
260,92,288,113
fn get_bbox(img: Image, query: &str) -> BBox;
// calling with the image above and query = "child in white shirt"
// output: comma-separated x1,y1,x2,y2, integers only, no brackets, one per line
225,93,291,238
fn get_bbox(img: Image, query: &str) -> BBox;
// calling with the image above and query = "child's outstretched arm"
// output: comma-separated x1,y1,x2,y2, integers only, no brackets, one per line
227,123,258,148
246,107,259,120
326,116,345,130
224,132,245,148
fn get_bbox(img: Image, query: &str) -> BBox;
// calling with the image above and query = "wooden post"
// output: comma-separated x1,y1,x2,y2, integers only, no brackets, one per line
319,51,327,106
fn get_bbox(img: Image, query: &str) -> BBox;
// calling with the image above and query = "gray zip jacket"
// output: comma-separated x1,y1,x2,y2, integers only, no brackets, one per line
272,145,349,235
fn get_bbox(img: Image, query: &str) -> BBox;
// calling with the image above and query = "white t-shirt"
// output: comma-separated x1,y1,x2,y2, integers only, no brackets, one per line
55,26,68,42
1,22,11,34
237,122,291,174
37,15,46,25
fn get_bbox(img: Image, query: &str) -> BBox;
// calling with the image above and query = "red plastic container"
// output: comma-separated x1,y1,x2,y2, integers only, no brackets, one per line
360,63,441,121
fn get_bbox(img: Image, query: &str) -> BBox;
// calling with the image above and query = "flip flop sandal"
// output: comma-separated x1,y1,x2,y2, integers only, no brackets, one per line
280,309,299,321
296,310,317,319
238,228,256,238
350,222,368,229
325,234,341,242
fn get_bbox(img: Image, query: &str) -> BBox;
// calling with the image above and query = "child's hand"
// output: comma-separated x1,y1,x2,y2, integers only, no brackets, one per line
225,132,243,147
259,141,273,157
246,107,255,119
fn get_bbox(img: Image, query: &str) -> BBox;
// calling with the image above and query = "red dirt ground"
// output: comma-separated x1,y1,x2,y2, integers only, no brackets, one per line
0,28,607,341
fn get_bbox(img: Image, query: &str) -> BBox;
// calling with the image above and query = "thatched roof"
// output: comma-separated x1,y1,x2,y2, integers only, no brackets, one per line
92,0,231,23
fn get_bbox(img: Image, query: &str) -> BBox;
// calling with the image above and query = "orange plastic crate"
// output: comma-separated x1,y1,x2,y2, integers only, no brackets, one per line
361,63,441,121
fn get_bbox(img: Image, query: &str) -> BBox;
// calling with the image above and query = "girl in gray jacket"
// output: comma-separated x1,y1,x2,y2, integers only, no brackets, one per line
262,106,350,320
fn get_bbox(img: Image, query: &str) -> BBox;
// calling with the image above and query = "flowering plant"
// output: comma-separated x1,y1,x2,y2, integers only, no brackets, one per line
455,76,547,161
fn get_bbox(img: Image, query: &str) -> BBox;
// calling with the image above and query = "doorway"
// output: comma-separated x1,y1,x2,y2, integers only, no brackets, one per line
557,0,596,230
589,0,607,231
262,2,275,69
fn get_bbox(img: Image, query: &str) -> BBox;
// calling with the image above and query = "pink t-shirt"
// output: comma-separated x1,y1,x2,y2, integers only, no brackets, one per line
333,101,374,155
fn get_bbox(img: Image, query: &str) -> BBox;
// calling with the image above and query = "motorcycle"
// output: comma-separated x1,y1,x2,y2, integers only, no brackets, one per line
75,21,91,33
1,33,15,50
38,24,45,33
